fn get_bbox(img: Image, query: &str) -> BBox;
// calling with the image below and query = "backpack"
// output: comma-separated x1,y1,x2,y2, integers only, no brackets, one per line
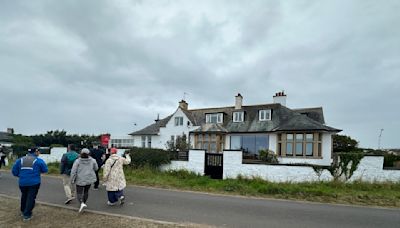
65,152,78,168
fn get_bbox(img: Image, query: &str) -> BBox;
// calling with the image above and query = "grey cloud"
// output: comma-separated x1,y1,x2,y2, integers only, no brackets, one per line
0,0,399,148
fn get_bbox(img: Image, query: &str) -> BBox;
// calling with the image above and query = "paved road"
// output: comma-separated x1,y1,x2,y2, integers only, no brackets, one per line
0,172,399,228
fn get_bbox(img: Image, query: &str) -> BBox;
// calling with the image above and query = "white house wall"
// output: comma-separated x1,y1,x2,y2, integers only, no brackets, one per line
268,134,277,152
158,108,199,150
161,150,205,175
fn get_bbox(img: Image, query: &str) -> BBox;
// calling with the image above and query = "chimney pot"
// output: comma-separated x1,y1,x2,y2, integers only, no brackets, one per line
235,93,243,109
179,100,188,110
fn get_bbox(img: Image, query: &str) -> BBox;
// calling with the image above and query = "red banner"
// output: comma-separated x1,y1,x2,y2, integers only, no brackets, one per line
100,134,110,147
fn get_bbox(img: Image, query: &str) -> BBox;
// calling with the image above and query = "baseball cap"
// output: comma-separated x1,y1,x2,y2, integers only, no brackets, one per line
110,148,118,154
81,148,90,154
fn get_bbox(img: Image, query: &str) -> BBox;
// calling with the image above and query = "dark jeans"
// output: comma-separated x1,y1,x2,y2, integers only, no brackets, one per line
19,183,40,218
94,170,100,188
76,184,91,203
107,190,124,203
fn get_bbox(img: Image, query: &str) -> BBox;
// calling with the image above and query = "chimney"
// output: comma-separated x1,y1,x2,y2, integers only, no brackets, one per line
235,93,243,109
6,128,14,134
179,100,188,110
155,113,160,123
273,91,287,106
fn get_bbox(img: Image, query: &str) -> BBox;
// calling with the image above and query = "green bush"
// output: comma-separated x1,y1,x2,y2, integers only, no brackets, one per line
127,147,171,169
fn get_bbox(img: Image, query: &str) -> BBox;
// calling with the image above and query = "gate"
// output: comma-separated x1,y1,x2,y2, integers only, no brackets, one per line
204,153,223,179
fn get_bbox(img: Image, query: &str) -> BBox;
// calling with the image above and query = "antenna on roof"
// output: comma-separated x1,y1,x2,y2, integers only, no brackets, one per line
183,92,188,101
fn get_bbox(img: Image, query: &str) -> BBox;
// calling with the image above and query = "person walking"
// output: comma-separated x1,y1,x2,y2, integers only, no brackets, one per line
103,148,131,206
70,148,98,213
0,146,5,177
89,144,105,190
12,147,48,221
60,144,79,204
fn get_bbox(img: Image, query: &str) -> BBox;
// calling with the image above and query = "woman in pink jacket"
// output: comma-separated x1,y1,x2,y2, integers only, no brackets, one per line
102,148,131,205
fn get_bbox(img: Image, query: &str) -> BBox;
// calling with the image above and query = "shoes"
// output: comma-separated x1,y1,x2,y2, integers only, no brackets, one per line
107,201,117,206
119,195,125,205
64,197,74,204
79,203,87,213
23,216,32,221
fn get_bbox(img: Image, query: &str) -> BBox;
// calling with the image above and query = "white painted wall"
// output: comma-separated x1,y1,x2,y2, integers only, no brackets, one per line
268,134,277,152
161,150,400,183
40,147,67,164
161,150,205,175
157,108,199,149
349,156,400,182
223,151,332,182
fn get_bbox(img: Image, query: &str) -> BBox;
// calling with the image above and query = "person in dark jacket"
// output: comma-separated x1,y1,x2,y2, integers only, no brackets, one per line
12,147,48,221
89,144,105,190
60,144,79,204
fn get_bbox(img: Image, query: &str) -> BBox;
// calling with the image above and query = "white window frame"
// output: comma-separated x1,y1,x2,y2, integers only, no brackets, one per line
233,112,244,122
206,113,223,123
174,116,183,126
259,109,271,121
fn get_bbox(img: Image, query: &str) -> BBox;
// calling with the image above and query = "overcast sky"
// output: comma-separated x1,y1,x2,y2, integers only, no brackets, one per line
1,0,399,148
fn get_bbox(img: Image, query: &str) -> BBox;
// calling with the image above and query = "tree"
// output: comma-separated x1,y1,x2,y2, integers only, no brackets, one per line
332,134,359,152
12,134,34,157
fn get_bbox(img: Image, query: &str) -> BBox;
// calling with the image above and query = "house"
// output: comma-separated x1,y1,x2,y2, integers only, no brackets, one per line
130,92,341,166
0,128,14,147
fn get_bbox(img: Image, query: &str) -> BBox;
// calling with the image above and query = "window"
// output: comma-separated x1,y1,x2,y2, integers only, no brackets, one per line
141,136,146,148
259,109,271,121
277,133,322,157
295,134,303,156
233,112,244,122
174,117,183,126
206,113,223,123
229,135,269,155
195,133,225,153
286,134,293,156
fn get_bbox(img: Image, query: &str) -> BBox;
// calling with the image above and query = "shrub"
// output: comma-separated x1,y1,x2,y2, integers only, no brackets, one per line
127,147,171,169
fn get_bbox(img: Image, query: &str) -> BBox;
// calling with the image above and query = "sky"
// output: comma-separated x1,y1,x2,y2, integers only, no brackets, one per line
0,0,399,149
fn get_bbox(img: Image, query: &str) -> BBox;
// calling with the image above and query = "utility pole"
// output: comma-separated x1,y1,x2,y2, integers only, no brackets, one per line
378,128,384,150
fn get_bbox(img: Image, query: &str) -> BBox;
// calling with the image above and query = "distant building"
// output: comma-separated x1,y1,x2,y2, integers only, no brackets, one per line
0,128,13,147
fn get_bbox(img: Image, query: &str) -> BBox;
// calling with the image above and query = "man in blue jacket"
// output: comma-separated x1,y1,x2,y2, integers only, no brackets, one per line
12,147,48,221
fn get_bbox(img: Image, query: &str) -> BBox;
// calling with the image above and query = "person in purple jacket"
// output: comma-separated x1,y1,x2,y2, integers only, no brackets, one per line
12,147,48,221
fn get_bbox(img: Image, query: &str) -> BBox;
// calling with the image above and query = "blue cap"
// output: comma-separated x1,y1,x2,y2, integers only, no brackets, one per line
28,147,39,154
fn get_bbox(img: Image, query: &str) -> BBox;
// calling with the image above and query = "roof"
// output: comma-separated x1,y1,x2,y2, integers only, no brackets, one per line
130,103,341,135
129,115,172,136
0,132,12,142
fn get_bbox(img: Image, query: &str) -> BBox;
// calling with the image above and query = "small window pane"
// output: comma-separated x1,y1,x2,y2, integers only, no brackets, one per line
287,134,293,141
198,134,203,141
296,143,303,155
306,134,313,141
230,136,241,150
296,134,303,141
306,143,313,156
286,143,293,155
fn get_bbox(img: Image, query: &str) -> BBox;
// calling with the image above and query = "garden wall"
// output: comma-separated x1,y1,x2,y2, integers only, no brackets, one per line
162,150,400,183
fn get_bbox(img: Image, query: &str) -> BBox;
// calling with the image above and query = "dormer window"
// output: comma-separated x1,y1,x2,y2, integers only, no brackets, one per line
174,116,183,126
233,112,244,122
206,113,223,123
259,109,271,121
